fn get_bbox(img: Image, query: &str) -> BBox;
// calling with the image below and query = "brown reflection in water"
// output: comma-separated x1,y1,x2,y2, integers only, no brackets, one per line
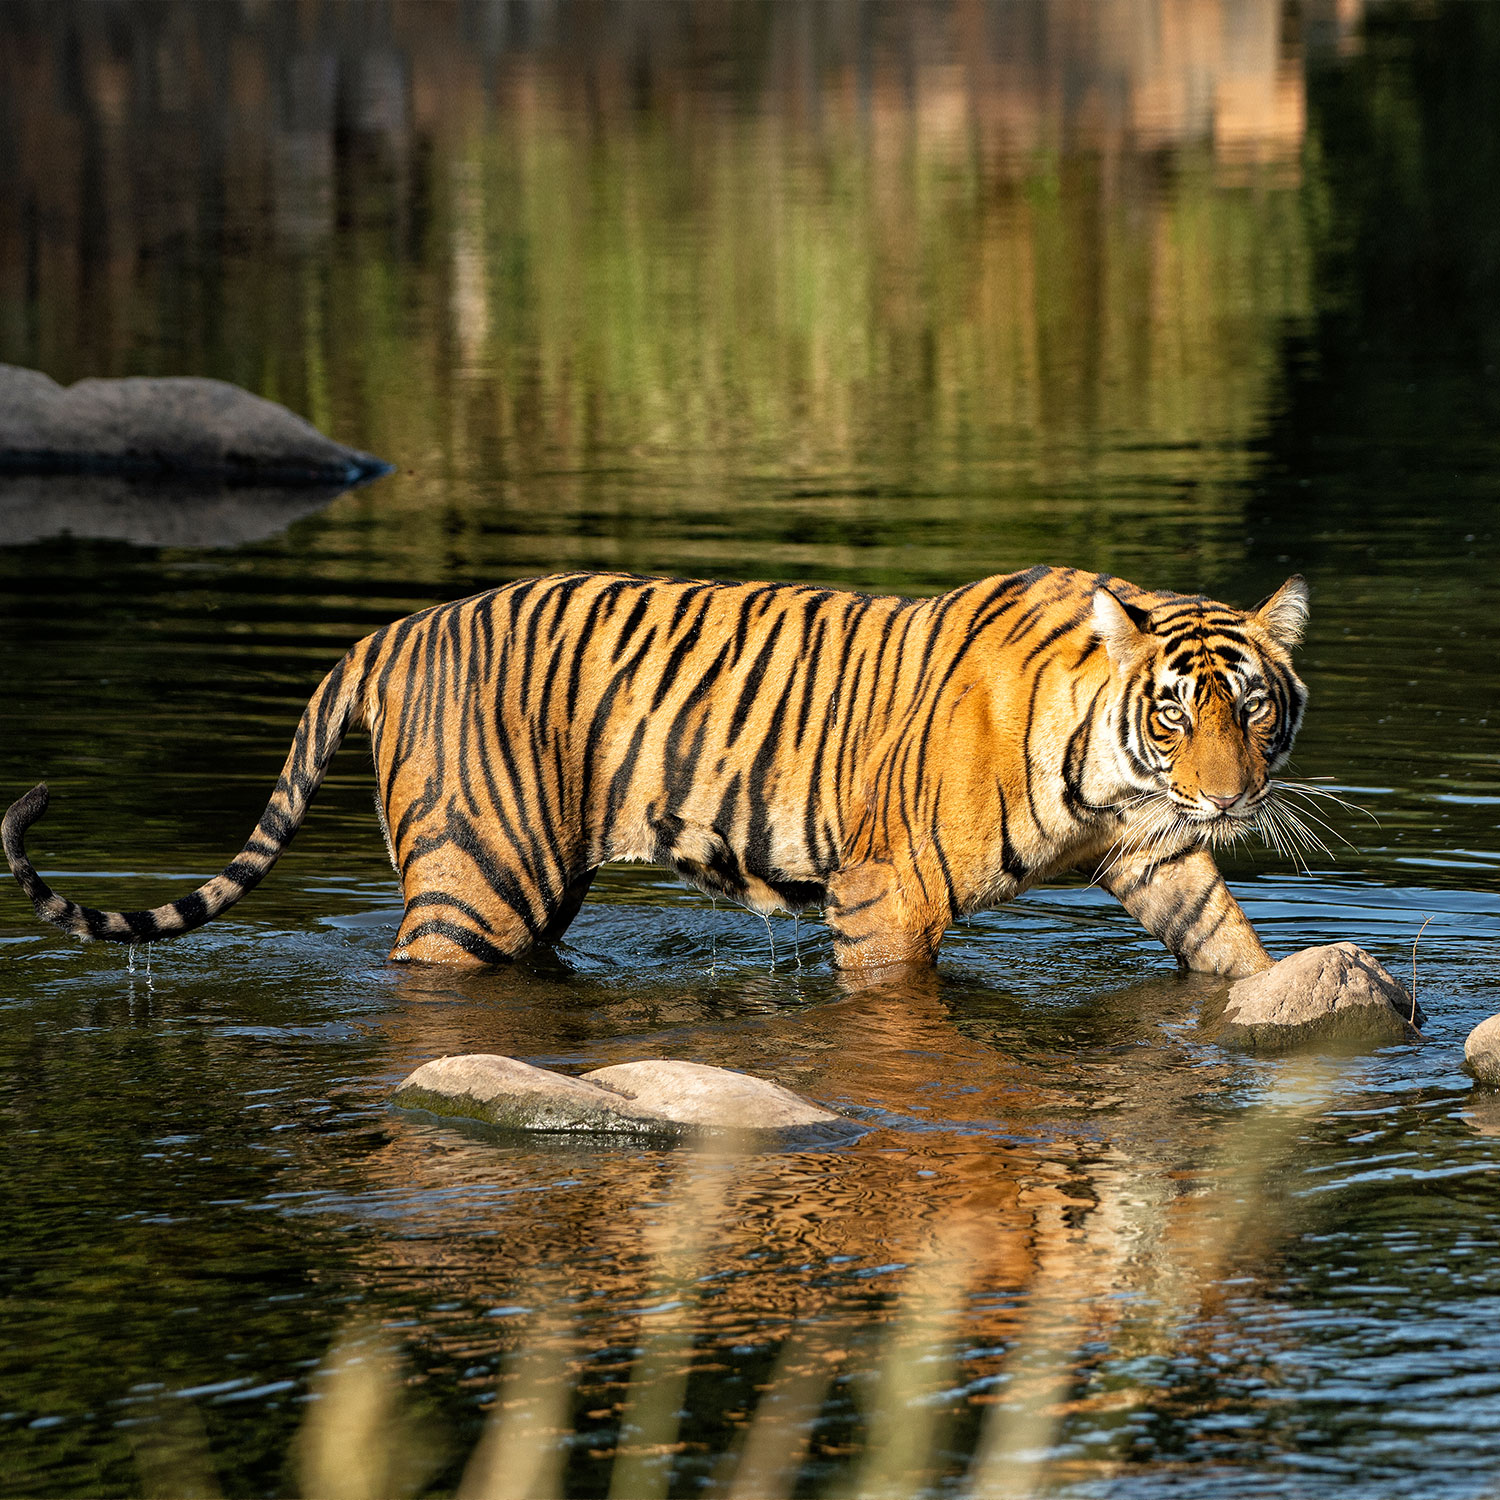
0,0,1361,593
331,957,1276,1403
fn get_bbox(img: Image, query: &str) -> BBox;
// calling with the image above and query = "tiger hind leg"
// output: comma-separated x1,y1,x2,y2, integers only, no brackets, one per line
388,863,598,967
389,891,531,966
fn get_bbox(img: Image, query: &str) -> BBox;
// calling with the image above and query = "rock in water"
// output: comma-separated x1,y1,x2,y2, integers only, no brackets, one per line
0,363,390,484
394,1055,671,1136
393,1054,856,1143
581,1059,845,1132
1464,1014,1500,1086
1217,942,1423,1053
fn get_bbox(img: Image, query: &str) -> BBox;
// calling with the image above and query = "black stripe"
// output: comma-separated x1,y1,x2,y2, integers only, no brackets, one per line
1164,880,1218,951
743,682,795,878
792,610,828,750
396,919,509,966
725,614,786,747
609,587,656,665
604,719,649,828
404,889,499,930
1019,605,1092,669
997,786,1026,880
649,590,717,711
1019,666,1050,838
565,582,624,720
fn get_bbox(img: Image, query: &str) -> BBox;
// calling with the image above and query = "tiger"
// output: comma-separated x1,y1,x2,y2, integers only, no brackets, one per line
2,566,1309,978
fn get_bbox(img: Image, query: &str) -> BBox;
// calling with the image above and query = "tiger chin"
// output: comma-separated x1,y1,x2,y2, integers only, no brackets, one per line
2,566,1310,979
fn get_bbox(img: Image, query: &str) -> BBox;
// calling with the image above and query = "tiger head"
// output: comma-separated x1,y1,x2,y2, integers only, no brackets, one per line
1091,576,1310,843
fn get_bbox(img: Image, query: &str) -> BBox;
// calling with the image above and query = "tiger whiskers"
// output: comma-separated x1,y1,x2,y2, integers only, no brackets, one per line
1270,800,1335,859
1244,783,1361,875
1095,776,1355,888
1250,802,1292,867
1249,798,1319,874
1267,779,1370,858
1092,796,1167,887
1093,791,1187,887
1274,778,1379,830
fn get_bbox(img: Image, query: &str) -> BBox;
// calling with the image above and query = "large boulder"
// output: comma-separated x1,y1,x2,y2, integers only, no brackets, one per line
0,364,389,484
393,1054,857,1143
1464,1014,1500,1086
1215,942,1423,1053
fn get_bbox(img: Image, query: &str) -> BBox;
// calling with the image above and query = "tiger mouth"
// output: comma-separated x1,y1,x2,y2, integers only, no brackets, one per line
1171,800,1268,834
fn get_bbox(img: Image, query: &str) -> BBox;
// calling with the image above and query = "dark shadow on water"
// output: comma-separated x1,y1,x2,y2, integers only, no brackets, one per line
0,473,361,548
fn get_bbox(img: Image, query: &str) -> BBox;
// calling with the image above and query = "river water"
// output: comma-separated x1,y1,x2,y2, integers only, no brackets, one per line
2,3,1500,1496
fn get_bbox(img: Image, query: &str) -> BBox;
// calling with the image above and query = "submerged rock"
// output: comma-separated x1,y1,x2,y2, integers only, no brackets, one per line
0,363,390,484
1216,942,1422,1053
1464,1014,1500,1086
393,1053,856,1143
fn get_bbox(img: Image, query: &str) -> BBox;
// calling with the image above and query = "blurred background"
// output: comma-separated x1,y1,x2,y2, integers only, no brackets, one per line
3,3,1500,1497
3,0,1497,855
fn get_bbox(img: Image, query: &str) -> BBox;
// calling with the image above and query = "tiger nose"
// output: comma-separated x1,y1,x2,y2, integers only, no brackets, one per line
1204,790,1242,812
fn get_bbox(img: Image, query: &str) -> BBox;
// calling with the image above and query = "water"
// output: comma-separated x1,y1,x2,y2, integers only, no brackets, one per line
2,2,1499,1495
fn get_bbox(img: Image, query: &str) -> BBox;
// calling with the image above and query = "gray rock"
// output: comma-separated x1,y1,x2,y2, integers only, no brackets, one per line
393,1053,856,1143
1216,941,1422,1053
581,1059,848,1132
0,363,389,484
1464,1014,1500,1087
394,1054,673,1136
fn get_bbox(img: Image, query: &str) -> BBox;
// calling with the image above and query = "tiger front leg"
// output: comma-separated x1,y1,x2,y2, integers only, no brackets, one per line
823,858,952,971
1099,845,1272,979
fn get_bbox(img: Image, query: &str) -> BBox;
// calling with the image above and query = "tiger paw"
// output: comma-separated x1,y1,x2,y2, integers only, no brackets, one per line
1213,941,1423,1053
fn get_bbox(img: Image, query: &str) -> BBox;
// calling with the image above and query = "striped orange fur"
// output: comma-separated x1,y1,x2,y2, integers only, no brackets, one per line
3,566,1309,976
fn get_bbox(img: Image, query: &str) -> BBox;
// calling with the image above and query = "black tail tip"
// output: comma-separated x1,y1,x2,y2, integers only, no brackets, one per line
3,782,49,852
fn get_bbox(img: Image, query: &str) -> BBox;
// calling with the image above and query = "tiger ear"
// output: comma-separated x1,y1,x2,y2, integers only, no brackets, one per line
1253,575,1309,649
1092,588,1153,669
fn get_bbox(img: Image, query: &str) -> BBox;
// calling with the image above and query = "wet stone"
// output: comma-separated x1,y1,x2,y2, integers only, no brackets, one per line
0,363,390,484
1464,1014,1500,1087
393,1054,858,1144
580,1059,848,1133
1216,941,1423,1054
